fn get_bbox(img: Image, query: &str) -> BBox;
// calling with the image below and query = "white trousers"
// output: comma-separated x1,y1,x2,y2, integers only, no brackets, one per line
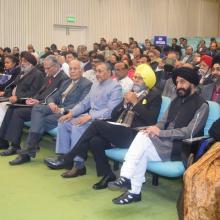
120,132,161,194
0,102,9,126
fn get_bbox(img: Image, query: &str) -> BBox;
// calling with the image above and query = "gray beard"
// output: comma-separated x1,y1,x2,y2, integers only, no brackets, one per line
21,65,32,74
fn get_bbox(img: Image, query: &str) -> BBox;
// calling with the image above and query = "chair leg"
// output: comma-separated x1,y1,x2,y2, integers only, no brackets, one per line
113,161,120,170
152,173,159,186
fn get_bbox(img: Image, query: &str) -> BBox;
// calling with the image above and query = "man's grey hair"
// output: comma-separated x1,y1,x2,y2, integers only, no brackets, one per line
44,55,61,67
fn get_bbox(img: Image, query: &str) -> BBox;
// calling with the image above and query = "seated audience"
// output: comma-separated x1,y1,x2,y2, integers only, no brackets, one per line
0,55,20,92
0,51,45,126
170,38,182,58
199,55,213,85
206,42,220,57
201,55,220,104
8,60,92,165
78,51,92,72
42,62,123,168
12,47,20,59
45,64,162,191
181,46,193,64
0,55,68,155
197,40,208,55
83,54,105,83
114,62,133,94
108,67,209,205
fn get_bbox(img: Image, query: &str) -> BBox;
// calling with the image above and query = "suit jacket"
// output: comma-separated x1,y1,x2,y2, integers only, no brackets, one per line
47,76,92,111
70,79,123,119
5,66,45,99
206,50,220,57
111,87,162,127
201,83,220,104
181,55,193,64
34,70,68,101
83,61,92,72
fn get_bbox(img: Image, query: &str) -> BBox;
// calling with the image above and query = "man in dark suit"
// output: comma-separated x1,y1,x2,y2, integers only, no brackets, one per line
4,51,45,101
206,42,220,57
170,38,182,58
79,51,92,72
0,51,45,124
201,55,220,104
0,55,68,155
9,60,92,165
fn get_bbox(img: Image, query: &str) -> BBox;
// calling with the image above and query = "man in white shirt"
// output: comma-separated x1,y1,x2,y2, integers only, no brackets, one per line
114,62,133,94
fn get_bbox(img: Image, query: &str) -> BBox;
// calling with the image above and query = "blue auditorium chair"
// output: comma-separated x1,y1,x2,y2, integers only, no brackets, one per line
105,100,220,185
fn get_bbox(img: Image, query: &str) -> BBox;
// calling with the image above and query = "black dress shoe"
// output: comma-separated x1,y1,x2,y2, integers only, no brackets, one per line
44,155,63,164
17,148,36,158
0,146,20,156
93,174,116,190
9,154,31,166
45,157,72,170
61,167,86,178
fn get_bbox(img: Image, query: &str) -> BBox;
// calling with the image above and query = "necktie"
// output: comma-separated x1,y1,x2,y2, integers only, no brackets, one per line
47,77,54,86
61,81,76,102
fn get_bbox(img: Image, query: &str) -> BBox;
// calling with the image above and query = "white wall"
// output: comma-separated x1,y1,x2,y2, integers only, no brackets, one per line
0,0,219,51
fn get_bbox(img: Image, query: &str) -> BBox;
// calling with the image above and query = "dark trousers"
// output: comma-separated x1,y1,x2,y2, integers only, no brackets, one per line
64,120,138,176
0,106,32,146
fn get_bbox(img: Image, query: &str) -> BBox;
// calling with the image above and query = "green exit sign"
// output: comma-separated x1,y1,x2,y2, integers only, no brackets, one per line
66,16,76,23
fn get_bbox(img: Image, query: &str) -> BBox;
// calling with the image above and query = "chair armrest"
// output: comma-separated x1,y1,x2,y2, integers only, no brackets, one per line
183,135,210,144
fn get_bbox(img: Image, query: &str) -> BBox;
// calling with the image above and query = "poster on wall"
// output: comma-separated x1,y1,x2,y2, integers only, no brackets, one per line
154,36,167,46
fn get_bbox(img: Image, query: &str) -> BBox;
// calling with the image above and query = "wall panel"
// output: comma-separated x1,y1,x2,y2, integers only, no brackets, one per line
0,0,219,51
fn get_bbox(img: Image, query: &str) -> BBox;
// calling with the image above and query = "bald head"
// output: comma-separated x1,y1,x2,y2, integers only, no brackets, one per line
69,60,83,81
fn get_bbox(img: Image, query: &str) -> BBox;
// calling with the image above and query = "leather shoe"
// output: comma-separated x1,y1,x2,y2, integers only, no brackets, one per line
61,167,86,178
112,192,141,205
93,174,116,190
45,157,72,170
9,154,31,166
0,146,20,156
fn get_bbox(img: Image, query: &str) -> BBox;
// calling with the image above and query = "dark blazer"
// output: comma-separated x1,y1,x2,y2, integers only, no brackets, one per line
206,50,220,57
47,76,92,111
201,83,220,104
181,55,193,64
111,87,162,127
83,61,92,72
5,66,45,99
34,70,68,101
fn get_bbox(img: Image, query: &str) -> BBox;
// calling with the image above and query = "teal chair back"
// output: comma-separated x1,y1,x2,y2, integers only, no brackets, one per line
157,96,171,122
204,101,220,135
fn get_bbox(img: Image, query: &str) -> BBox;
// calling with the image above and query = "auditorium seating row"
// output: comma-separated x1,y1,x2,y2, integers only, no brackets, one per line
105,98,220,185
24,97,220,186
141,37,220,51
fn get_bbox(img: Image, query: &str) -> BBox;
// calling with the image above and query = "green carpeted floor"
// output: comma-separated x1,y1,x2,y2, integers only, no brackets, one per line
0,134,181,220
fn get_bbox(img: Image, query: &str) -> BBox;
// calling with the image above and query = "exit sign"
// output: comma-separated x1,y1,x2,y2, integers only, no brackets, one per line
66,16,76,23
